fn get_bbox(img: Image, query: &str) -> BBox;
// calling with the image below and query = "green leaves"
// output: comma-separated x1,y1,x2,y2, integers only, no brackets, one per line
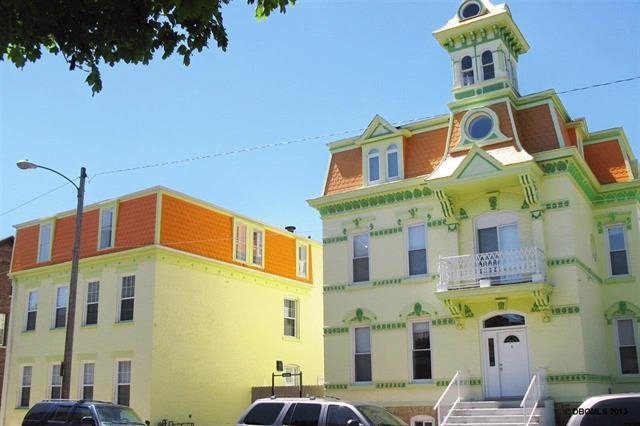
0,0,293,94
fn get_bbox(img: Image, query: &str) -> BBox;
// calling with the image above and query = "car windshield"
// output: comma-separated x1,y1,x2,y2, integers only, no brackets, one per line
355,405,408,426
95,406,145,425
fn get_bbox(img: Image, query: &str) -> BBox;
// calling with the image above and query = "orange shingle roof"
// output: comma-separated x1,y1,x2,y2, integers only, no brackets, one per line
324,148,363,195
584,140,632,184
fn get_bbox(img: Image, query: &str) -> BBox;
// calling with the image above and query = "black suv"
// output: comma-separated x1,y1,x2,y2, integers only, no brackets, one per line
22,400,147,426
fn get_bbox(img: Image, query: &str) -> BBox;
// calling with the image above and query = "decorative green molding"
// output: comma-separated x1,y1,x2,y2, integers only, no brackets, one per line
545,200,570,210
324,327,349,335
372,322,406,331
324,284,347,293
317,187,433,217
489,196,498,210
550,305,581,316
428,218,447,228
540,158,640,206
372,278,402,287
323,235,348,244
605,301,640,324
370,227,402,238
547,257,603,284
547,374,611,384
436,377,482,387
325,383,349,390
376,382,407,389
595,212,632,234
432,317,457,327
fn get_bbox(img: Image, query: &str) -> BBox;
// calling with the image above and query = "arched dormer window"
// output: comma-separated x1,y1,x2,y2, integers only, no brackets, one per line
368,149,380,183
387,144,399,180
461,56,474,86
482,50,495,81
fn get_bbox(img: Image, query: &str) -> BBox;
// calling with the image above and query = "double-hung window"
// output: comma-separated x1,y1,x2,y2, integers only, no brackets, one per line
297,243,309,278
412,322,432,380
99,207,115,249
352,234,370,283
616,318,639,374
461,55,474,86
85,281,100,325
354,326,372,382
26,291,38,331
119,276,135,322
0,313,6,346
234,221,265,267
116,360,132,406
284,299,298,337
368,149,380,183
38,222,53,263
408,224,427,276
82,362,95,400
54,286,68,328
607,225,629,276
50,364,62,398
387,145,399,180
482,50,495,80
19,366,32,407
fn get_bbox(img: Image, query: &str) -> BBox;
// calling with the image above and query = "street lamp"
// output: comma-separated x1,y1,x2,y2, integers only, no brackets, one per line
16,160,87,399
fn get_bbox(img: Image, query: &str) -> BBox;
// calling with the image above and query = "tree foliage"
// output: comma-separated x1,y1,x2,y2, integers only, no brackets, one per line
0,0,294,94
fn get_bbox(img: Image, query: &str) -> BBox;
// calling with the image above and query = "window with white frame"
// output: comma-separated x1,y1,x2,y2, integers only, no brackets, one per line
81,362,95,400
411,415,435,426
387,144,399,180
461,55,474,86
297,242,309,278
284,299,298,337
85,281,100,325
481,50,495,80
0,313,6,346
19,365,32,407
616,318,639,374
234,221,264,267
99,206,115,249
119,276,135,322
354,326,372,382
283,364,300,386
38,222,53,263
407,224,427,276
26,291,38,331
368,149,380,183
352,233,369,283
412,322,432,380
607,225,630,276
54,286,68,328
116,360,132,406
50,364,62,398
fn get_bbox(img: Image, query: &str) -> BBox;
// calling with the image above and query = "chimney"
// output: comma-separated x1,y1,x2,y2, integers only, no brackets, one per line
285,226,296,233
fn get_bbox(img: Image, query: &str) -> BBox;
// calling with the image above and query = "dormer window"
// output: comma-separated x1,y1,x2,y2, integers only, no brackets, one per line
368,149,380,183
461,56,475,86
482,50,495,80
458,0,483,20
387,145,399,180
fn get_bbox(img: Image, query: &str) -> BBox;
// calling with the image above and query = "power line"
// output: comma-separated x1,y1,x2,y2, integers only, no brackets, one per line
3,76,638,217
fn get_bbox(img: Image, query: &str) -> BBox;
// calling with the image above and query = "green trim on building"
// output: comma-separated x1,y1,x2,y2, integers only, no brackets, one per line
372,278,402,287
432,317,458,327
376,382,407,389
324,284,347,293
372,322,407,331
317,187,433,217
436,378,482,387
551,305,581,316
323,235,348,245
547,257,603,284
545,200,570,210
325,383,349,390
547,374,611,384
370,227,403,238
324,327,349,335
428,218,447,228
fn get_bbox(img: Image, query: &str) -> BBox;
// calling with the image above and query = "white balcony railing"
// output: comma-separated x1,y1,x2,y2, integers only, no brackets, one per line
438,247,545,292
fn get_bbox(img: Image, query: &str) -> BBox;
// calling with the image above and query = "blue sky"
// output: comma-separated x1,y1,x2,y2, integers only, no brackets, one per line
1,0,639,241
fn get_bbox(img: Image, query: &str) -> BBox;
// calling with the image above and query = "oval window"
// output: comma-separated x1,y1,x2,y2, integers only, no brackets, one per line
460,2,481,19
468,114,493,140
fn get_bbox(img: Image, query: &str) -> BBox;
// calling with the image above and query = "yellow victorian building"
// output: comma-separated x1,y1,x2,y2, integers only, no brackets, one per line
1,187,324,426
309,0,640,425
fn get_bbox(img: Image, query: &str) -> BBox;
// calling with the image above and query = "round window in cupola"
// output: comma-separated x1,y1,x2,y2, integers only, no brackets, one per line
459,0,483,20
467,113,493,140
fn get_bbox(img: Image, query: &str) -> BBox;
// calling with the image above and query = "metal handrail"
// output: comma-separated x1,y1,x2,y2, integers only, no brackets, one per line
434,371,461,426
520,373,540,426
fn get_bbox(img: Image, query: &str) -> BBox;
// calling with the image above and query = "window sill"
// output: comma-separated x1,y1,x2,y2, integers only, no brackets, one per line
282,335,300,343
605,275,636,285
408,379,434,386
402,274,437,285
114,320,135,327
81,323,99,329
351,382,375,389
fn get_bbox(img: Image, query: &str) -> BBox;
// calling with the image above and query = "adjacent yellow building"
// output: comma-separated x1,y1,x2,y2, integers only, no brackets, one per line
309,0,639,424
1,187,324,426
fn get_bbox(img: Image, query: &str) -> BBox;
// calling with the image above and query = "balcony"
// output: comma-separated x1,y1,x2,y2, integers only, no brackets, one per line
438,247,546,292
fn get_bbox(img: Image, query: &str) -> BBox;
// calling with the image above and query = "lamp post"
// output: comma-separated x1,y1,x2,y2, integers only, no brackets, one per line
17,160,87,399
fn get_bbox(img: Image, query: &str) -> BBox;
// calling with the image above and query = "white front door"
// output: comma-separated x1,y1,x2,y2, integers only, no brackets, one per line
483,328,530,398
